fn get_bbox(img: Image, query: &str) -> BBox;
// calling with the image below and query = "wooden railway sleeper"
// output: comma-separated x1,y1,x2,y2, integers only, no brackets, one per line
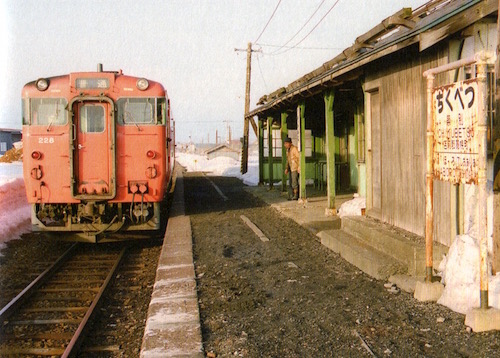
0,246,127,357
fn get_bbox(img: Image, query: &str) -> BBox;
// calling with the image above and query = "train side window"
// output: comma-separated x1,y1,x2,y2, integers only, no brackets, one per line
80,105,105,133
117,98,154,125
22,99,29,125
30,98,68,126
156,98,166,125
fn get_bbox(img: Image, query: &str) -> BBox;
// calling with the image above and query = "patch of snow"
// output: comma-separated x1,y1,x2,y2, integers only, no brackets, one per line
438,177,498,314
0,177,31,247
337,196,366,218
0,162,30,257
0,162,23,186
438,235,482,314
176,148,259,186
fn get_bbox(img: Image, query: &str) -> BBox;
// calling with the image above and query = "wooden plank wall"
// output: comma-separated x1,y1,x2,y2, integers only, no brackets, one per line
367,44,453,246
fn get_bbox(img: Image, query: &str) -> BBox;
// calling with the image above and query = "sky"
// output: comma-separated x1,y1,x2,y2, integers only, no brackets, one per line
1,0,428,143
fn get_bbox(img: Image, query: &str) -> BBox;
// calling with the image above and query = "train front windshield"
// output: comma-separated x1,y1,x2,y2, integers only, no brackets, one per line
117,98,166,125
22,98,68,126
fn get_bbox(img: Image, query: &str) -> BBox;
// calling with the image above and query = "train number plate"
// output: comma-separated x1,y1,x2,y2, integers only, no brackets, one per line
38,137,55,144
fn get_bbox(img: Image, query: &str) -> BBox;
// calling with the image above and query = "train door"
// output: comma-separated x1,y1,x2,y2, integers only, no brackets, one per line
72,100,116,199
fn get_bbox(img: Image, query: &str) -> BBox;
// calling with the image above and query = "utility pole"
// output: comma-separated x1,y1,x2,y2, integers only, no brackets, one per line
236,42,261,173
222,119,231,144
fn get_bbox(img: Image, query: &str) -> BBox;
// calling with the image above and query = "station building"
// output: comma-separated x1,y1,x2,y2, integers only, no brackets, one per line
0,128,22,155
244,0,499,259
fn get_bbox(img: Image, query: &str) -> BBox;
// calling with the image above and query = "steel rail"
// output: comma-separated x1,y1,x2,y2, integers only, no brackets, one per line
62,246,127,357
0,243,78,326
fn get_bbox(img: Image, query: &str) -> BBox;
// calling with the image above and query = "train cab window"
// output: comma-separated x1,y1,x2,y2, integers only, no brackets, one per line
30,98,68,126
157,98,166,125
117,98,154,125
80,105,105,133
22,99,29,125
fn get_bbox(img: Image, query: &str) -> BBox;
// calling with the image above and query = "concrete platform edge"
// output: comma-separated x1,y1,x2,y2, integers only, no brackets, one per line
141,168,204,358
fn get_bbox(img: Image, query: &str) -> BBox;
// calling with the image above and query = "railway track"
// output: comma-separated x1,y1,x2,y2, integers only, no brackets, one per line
0,243,127,357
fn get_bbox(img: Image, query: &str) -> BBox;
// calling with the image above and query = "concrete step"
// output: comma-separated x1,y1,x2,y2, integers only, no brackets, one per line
341,216,448,276
318,229,407,280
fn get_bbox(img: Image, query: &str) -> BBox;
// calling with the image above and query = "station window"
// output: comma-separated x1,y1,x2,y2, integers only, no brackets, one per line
30,98,68,126
264,129,313,157
80,105,104,133
263,128,282,157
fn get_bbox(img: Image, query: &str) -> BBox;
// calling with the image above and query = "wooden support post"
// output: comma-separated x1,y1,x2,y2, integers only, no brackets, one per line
298,102,307,200
281,112,289,193
477,58,489,309
268,116,274,189
424,73,435,283
258,118,264,185
241,118,249,174
324,90,336,210
493,2,500,274
249,117,258,137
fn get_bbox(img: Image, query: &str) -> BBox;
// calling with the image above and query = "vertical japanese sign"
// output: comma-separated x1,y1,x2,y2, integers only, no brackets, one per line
433,79,479,184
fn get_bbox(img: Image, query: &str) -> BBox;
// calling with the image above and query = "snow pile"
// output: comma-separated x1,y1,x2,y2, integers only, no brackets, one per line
438,234,500,313
176,148,259,186
0,162,24,185
337,195,366,218
438,181,499,314
438,235,488,313
0,177,31,248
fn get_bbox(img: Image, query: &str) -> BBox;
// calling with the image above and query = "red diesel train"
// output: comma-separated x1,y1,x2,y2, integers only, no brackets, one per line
22,64,174,242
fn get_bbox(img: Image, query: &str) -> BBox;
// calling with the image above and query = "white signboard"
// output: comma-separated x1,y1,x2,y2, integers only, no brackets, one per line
433,79,479,185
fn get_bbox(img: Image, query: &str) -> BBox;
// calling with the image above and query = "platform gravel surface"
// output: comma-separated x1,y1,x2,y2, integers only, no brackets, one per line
183,172,500,358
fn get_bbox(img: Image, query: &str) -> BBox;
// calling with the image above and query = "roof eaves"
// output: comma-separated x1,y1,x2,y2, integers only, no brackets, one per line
247,0,487,119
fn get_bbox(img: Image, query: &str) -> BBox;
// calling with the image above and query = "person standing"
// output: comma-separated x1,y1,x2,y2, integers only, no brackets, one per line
284,137,300,200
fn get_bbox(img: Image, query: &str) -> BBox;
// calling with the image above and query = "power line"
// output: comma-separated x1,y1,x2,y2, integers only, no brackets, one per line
254,0,282,44
267,0,327,55
255,52,268,93
274,0,342,56
256,43,343,51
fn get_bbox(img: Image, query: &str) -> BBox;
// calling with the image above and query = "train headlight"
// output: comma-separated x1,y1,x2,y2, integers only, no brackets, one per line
136,78,149,91
31,151,42,160
35,78,49,91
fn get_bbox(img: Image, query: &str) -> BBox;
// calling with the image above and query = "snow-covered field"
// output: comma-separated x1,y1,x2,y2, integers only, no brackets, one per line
176,151,259,186
1,150,499,315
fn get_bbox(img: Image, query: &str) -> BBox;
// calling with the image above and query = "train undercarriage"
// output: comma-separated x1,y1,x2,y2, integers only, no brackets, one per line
31,201,161,243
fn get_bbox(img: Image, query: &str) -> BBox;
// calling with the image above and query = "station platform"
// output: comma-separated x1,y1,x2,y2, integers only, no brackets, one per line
246,185,448,290
140,170,204,358
140,178,449,356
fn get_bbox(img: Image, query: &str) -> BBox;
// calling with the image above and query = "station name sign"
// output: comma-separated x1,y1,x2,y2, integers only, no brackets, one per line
433,79,479,185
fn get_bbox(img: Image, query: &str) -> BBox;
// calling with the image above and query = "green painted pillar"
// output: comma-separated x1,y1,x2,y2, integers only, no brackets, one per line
324,90,336,209
298,102,306,199
267,116,274,189
258,118,264,185
281,111,289,193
